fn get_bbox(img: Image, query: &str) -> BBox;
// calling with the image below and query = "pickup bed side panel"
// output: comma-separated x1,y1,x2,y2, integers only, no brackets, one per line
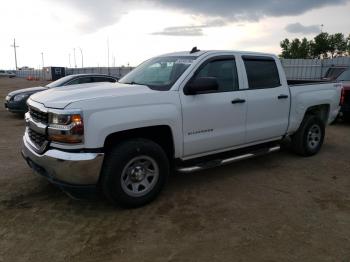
68,92,183,157
288,83,342,134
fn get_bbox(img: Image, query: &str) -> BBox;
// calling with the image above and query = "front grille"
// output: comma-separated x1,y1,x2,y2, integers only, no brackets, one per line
28,128,46,149
29,106,48,124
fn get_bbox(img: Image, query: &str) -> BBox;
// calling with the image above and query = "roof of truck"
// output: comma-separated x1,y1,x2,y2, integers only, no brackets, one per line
160,50,276,58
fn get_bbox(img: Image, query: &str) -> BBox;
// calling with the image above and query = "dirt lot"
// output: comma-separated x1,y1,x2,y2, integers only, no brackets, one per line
0,77,349,262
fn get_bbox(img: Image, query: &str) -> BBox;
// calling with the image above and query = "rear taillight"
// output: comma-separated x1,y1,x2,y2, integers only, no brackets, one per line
340,88,345,106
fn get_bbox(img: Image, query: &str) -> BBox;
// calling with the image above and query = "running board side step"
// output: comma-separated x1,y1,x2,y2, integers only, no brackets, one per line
176,146,280,173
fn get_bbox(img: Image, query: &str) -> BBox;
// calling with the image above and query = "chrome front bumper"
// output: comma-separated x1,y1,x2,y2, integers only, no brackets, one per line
22,136,104,185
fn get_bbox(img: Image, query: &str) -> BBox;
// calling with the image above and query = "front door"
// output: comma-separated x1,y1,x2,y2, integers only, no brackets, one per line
180,56,247,157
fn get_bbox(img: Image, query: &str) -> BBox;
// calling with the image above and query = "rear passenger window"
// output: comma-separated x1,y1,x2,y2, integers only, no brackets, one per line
194,59,239,92
243,57,281,89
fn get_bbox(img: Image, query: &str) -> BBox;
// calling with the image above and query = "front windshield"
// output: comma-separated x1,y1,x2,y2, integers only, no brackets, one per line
119,56,197,90
46,75,74,88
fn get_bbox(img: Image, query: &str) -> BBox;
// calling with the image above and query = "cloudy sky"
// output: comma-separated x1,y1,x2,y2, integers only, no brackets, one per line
1,0,350,69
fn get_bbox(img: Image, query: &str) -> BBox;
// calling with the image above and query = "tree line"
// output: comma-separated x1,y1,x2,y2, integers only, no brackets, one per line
280,32,350,59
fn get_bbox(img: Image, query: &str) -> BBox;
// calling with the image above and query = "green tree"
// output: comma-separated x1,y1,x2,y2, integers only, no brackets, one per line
280,38,292,58
280,38,311,58
280,32,350,59
328,33,347,57
310,32,330,58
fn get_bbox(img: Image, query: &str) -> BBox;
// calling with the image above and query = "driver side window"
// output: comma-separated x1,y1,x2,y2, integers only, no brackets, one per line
194,58,239,92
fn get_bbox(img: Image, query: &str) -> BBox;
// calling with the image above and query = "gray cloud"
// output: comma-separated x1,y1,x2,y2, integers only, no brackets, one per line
152,26,204,36
155,0,349,21
285,22,320,34
53,0,349,32
152,19,227,36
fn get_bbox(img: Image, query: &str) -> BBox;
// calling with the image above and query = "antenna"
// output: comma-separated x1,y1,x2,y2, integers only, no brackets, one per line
190,46,200,54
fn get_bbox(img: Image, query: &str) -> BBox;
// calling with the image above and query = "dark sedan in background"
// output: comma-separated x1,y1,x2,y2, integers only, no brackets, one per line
4,74,118,114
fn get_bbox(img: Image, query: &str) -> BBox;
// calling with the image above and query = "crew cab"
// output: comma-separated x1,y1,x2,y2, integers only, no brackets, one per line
21,49,343,207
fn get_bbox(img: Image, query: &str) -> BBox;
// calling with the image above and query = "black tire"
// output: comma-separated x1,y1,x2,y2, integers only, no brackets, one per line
291,115,325,157
101,138,169,208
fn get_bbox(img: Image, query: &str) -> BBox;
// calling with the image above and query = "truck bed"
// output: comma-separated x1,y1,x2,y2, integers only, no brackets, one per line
287,81,342,134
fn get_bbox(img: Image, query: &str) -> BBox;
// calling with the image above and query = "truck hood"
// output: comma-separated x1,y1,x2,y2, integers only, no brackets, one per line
29,82,155,109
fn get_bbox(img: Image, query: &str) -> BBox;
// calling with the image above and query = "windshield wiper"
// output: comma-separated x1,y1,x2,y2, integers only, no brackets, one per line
122,81,148,87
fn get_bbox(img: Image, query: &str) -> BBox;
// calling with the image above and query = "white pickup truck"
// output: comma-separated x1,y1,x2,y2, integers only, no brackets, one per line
22,49,343,207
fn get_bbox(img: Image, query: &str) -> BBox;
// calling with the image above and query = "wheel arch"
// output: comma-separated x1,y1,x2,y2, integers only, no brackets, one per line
103,125,176,159
303,104,330,124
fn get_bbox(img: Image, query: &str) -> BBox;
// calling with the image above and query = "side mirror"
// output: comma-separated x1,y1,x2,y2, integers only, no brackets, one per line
184,77,219,95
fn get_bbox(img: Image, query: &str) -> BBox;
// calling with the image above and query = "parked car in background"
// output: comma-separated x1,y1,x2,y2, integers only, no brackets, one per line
22,49,342,207
4,74,118,114
337,69,350,121
0,70,16,78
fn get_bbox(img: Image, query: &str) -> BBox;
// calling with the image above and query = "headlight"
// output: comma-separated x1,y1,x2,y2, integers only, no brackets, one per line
13,94,29,102
47,112,84,144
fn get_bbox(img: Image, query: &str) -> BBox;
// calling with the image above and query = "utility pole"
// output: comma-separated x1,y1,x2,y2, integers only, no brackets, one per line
73,48,77,68
113,55,115,67
10,38,19,69
107,38,110,74
78,47,84,68
41,52,44,68
68,53,71,68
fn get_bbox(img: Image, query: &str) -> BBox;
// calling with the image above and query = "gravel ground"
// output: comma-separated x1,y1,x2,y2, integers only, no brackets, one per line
0,77,350,262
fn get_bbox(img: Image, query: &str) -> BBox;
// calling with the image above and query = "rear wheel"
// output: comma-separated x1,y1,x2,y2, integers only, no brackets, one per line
101,138,169,208
291,115,325,156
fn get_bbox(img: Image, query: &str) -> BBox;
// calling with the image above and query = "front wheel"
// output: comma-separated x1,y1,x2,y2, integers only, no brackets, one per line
101,138,169,208
291,115,325,156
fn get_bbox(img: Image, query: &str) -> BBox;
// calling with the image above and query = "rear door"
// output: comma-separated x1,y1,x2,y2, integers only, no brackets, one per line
180,55,247,157
242,56,290,142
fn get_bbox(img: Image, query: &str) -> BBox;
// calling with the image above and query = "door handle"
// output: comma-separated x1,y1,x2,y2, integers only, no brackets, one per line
231,98,246,104
278,94,289,99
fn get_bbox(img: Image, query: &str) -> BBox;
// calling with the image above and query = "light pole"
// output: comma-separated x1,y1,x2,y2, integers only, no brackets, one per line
41,52,44,68
68,53,71,68
10,38,19,69
73,48,77,68
107,38,110,74
78,47,83,68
